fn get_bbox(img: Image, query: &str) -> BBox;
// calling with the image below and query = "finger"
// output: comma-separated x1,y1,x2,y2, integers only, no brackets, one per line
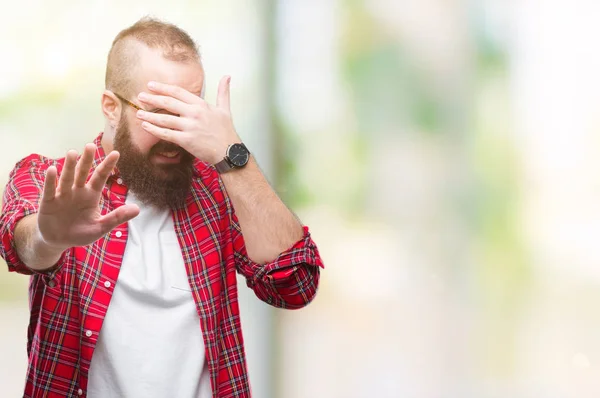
137,92,190,116
57,150,78,194
73,144,96,188
99,204,140,233
141,122,184,146
146,81,202,104
136,110,188,131
41,166,58,202
88,151,120,191
216,75,231,112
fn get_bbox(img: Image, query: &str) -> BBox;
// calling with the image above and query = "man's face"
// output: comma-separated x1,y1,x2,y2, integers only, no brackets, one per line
113,44,205,208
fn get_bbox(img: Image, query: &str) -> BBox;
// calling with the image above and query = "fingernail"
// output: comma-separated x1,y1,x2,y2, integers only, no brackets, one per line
138,92,148,100
141,121,150,129
148,81,156,89
136,110,145,118
227,76,231,84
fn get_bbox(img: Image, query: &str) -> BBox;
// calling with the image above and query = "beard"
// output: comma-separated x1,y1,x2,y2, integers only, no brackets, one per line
113,120,195,209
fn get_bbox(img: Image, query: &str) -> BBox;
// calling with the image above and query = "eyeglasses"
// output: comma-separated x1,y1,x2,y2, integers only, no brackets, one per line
113,92,144,112
113,92,173,115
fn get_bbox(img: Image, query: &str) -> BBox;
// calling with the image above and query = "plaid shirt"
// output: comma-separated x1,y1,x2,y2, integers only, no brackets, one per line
0,133,323,398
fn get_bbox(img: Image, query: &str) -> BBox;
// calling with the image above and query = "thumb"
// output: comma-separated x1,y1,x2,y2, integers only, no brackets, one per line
216,75,231,111
99,204,140,233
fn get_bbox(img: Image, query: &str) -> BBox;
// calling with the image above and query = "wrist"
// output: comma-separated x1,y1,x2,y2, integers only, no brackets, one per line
35,218,69,254
210,142,231,165
15,214,66,271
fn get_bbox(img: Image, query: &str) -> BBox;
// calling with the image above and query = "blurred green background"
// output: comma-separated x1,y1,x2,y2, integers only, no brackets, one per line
3,0,600,397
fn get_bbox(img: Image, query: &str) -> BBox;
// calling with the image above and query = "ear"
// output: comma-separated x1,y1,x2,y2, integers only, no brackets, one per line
101,90,122,128
200,80,206,99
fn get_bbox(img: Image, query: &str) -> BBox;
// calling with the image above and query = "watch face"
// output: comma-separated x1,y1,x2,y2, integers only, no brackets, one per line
228,143,250,167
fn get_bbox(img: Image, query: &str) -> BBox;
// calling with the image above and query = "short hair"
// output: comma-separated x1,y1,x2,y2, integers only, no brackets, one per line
105,17,201,97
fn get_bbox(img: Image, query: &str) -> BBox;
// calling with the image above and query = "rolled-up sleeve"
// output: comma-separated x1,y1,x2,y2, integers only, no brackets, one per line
230,212,324,309
0,154,65,276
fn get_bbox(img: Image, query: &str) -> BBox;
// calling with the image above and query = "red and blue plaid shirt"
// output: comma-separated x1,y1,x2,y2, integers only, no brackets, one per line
0,133,323,398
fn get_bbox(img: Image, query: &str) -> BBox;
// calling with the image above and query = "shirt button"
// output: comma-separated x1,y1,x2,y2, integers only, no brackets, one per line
77,388,83,395
104,281,111,288
85,330,93,338
47,280,56,288
117,178,123,185
115,231,122,238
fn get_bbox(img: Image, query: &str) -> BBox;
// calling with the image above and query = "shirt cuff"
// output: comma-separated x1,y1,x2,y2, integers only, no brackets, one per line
235,226,324,285
1,199,66,278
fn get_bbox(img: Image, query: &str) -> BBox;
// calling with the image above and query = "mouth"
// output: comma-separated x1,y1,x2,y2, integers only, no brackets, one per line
153,150,182,163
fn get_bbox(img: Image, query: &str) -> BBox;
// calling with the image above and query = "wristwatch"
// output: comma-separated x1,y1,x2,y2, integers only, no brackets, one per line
214,143,251,174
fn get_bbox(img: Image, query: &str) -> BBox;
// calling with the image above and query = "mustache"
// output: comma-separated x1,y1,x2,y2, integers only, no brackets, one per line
150,141,182,155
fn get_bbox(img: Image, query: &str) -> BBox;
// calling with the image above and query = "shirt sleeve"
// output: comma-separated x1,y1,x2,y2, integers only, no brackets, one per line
224,193,324,310
0,154,66,276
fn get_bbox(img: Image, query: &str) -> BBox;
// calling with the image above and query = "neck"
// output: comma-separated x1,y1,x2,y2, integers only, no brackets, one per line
101,125,115,153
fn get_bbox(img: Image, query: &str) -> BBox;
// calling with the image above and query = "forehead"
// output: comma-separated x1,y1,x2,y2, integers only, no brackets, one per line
131,43,204,96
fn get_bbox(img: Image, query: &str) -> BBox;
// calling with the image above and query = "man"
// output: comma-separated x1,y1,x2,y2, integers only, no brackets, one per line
0,18,323,398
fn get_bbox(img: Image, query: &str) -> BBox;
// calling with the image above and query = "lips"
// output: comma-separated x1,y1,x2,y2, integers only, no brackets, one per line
158,150,179,158
152,148,182,164
152,141,182,160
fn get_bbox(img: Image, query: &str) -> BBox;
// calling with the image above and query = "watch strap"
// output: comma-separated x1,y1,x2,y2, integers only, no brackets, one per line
214,158,234,174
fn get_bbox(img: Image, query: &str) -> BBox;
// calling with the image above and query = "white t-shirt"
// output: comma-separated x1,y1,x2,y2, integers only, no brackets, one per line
88,193,211,398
